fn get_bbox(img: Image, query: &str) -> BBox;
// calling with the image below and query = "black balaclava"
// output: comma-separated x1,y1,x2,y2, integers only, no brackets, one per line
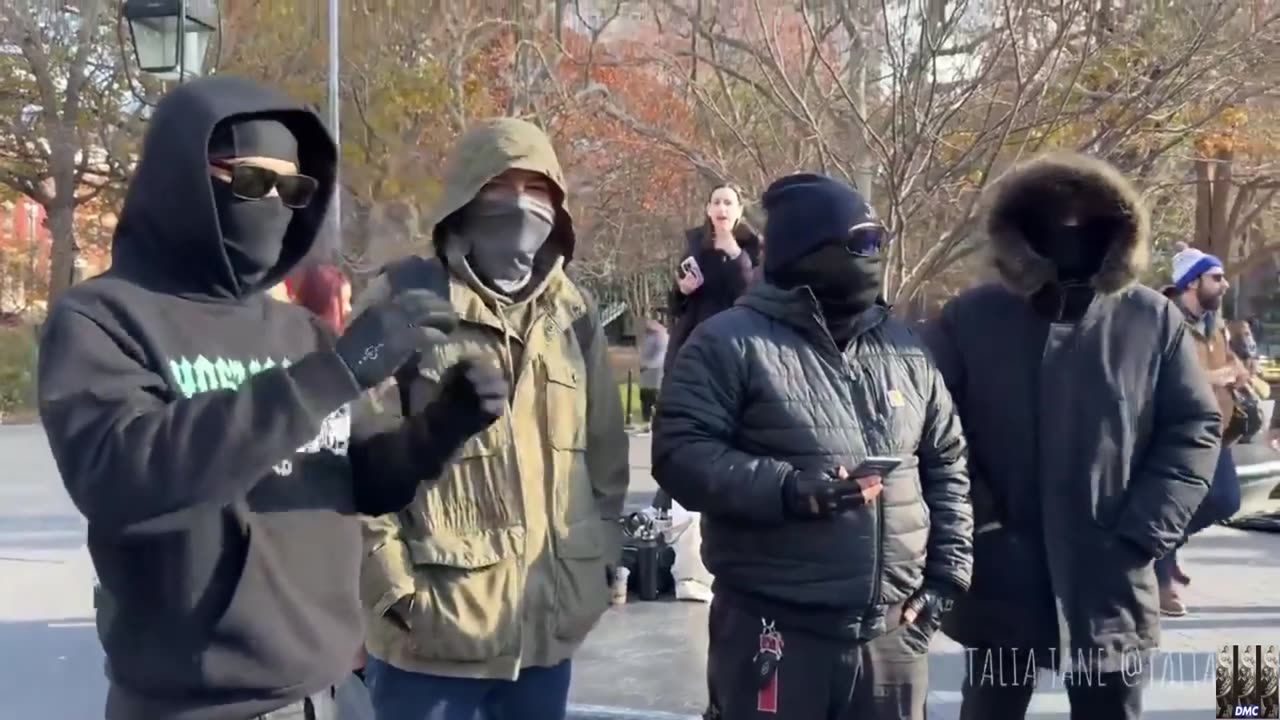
208,117,299,290
1026,217,1114,321
770,241,883,347
1027,219,1112,284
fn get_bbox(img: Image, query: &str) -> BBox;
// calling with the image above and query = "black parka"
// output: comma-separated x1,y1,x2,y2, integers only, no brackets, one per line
924,152,1220,673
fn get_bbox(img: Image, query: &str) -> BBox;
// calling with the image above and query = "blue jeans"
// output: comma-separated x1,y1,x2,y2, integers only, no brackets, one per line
1155,448,1241,585
364,656,572,720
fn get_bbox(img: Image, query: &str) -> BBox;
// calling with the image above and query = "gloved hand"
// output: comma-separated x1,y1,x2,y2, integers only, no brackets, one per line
899,580,959,654
418,358,509,445
335,290,458,390
782,466,883,519
902,580,960,628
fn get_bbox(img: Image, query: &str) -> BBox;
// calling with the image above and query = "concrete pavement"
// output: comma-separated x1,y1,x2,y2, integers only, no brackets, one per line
2,425,1278,718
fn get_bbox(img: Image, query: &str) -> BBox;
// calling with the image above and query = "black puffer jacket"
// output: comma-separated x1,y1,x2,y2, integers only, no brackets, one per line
652,282,973,639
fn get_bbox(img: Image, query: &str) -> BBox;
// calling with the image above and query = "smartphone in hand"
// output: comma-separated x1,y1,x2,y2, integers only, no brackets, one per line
850,456,902,478
679,256,703,282
677,256,704,295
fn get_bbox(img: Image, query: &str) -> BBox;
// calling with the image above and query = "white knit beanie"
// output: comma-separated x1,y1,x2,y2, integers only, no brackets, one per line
1170,241,1223,291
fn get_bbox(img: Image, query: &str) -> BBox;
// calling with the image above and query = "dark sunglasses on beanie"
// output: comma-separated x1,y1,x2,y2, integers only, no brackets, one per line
211,159,319,209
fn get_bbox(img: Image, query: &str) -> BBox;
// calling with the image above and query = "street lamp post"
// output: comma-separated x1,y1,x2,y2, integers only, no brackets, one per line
327,0,342,254
120,0,220,103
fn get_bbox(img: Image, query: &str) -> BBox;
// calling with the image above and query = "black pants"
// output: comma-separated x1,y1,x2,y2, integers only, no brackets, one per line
256,689,337,720
958,646,1144,720
705,596,929,720
640,387,659,422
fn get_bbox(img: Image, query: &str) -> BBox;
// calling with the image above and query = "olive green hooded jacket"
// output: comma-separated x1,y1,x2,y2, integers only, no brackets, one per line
353,118,629,680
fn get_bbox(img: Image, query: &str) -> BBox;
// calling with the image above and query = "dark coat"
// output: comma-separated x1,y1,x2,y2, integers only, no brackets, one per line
664,225,760,374
653,283,973,640
923,152,1220,673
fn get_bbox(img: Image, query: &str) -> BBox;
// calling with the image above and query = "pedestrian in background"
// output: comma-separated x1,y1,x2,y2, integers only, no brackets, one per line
636,317,667,434
1156,244,1249,616
666,184,760,374
294,262,353,333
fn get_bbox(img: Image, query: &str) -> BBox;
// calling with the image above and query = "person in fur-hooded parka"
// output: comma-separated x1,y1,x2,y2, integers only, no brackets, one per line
922,152,1220,719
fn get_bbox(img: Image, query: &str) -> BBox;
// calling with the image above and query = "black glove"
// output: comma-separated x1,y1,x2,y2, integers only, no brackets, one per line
899,581,959,654
782,468,882,518
903,581,959,628
335,290,458,390
419,358,508,445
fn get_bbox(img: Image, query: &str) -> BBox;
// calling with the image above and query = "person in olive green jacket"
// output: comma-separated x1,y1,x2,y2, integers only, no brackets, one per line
353,117,630,720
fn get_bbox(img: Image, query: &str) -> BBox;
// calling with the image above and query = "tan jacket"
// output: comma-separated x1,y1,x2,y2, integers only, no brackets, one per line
1185,316,1244,445
353,118,629,680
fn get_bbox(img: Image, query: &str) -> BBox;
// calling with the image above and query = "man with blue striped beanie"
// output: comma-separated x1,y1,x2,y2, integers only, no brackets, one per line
1156,241,1247,616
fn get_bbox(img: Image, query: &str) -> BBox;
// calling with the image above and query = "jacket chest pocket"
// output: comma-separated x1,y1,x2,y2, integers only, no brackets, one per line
543,360,595,523
404,527,525,662
403,421,521,531
851,360,926,455
544,358,587,450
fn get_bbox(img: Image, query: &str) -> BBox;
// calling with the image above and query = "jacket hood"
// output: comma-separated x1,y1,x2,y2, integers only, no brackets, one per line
110,75,336,301
429,118,575,263
983,151,1150,296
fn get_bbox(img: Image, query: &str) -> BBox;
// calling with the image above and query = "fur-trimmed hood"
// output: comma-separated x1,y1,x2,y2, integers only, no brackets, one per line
983,151,1150,296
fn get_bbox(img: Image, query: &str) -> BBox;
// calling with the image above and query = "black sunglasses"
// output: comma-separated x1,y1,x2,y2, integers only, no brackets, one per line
844,222,889,256
211,160,319,209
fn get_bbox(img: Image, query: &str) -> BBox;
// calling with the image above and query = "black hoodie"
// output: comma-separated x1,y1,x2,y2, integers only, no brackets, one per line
37,76,425,720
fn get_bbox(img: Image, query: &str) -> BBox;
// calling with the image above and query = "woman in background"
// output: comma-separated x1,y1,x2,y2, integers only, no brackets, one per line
293,262,352,332
666,184,761,373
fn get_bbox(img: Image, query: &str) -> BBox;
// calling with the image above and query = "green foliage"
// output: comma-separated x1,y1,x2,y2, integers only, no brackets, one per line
0,324,38,417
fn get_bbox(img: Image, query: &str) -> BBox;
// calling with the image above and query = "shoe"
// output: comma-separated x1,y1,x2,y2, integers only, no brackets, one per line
1171,564,1191,585
1159,584,1187,617
676,579,713,603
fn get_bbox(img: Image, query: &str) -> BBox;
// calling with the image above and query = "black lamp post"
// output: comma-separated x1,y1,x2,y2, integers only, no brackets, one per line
119,0,221,104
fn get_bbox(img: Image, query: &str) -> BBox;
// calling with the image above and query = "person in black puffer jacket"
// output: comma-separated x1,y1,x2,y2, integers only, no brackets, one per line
653,173,973,720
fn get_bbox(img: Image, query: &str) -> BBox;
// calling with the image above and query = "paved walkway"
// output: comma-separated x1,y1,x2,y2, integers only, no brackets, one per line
2,426,1277,718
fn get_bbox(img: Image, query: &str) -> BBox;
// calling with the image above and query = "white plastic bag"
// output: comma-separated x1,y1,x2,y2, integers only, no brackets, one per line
665,500,713,597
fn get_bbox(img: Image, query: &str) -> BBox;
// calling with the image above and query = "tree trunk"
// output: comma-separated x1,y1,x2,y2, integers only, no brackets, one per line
45,201,78,305
1193,148,1243,267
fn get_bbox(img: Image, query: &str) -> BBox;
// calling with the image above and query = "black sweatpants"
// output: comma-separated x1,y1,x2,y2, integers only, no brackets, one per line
958,646,1145,720
639,387,659,422
705,596,930,720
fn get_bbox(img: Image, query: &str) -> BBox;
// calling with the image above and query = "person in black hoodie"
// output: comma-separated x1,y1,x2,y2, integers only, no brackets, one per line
36,75,507,720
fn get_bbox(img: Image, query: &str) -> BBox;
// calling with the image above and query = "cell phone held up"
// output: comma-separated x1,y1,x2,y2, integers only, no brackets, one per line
678,256,703,283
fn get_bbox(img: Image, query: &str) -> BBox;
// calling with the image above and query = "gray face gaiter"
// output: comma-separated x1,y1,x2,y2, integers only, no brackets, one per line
458,193,555,294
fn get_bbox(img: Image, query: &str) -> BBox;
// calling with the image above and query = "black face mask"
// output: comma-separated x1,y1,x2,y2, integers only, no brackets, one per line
213,181,293,289
774,243,883,317
1029,223,1110,284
